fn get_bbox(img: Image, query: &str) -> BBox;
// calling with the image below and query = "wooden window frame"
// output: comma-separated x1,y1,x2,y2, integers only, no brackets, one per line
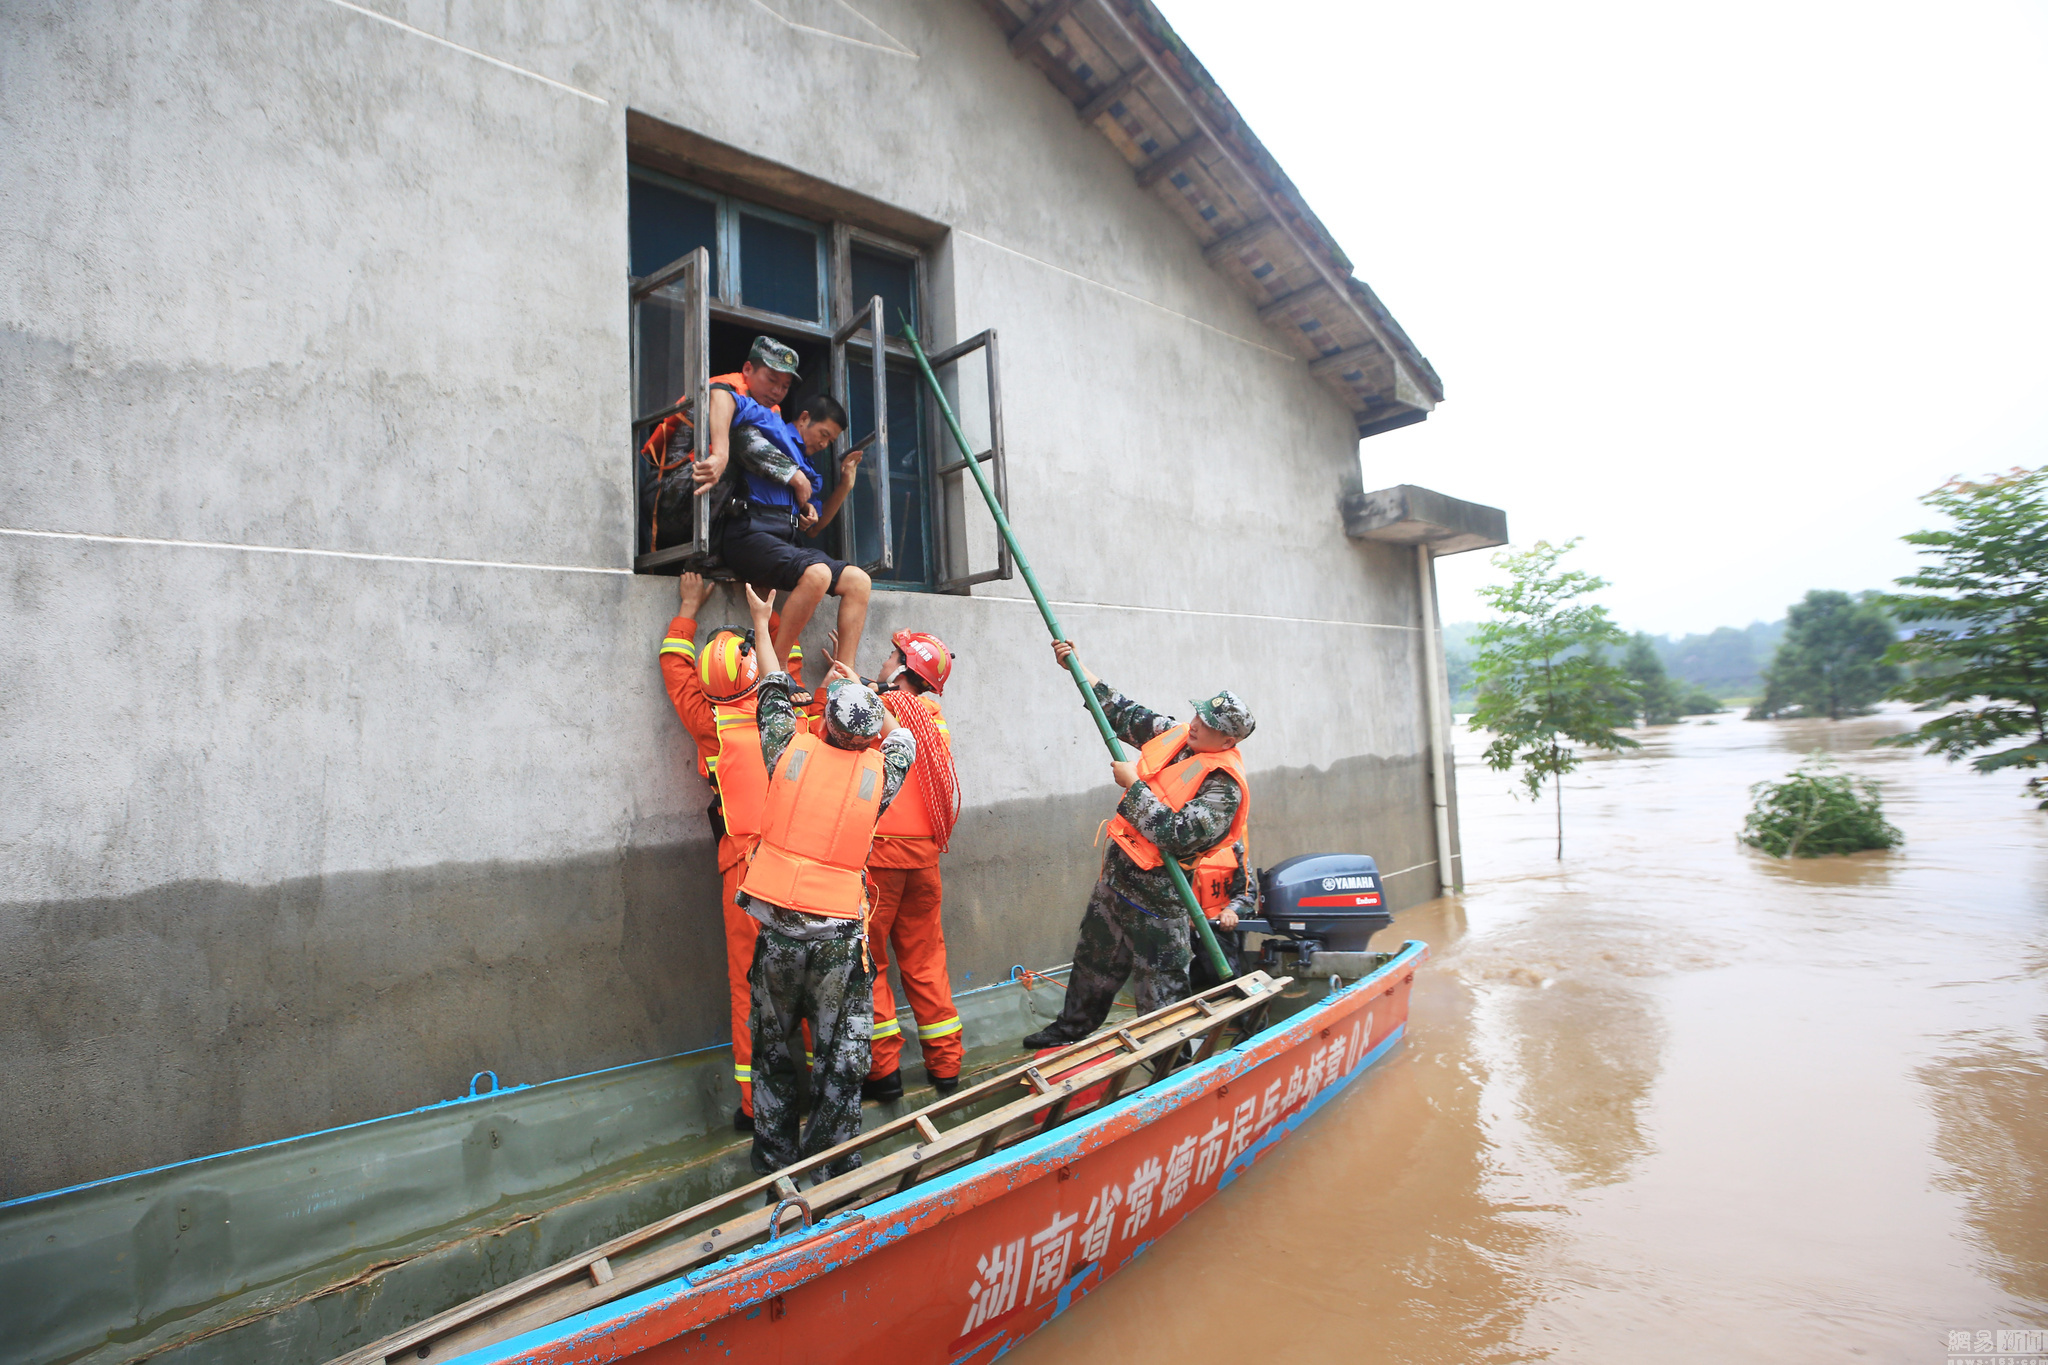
629,169,1012,591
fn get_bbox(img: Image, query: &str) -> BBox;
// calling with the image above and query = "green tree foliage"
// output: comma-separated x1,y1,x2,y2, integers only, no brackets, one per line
1676,682,1726,716
1658,620,1785,698
1471,539,1640,858
1748,591,1899,720
1623,632,1684,725
1877,466,2048,807
1740,761,1904,857
1443,641,1475,711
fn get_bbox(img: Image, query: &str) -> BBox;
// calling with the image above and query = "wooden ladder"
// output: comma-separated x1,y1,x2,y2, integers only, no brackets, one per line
333,971,1287,1365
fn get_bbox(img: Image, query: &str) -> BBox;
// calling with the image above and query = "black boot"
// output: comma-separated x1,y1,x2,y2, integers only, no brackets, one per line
733,1107,755,1135
930,1072,961,1098
1021,1027,1076,1050
861,1069,904,1103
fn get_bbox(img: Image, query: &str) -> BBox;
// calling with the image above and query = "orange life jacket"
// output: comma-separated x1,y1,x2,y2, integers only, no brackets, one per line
1190,840,1246,919
874,695,952,842
704,695,770,840
1106,724,1251,896
740,732,888,919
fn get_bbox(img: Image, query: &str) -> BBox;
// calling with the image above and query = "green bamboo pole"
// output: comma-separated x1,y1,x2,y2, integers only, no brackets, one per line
902,323,1233,982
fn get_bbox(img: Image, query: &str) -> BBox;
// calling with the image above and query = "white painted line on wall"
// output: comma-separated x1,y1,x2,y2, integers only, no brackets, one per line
0,527,630,577
746,0,918,57
957,231,1295,361
1381,858,1458,880
1019,593,1420,633
316,0,609,105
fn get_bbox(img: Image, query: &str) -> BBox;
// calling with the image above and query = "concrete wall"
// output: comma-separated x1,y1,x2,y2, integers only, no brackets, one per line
0,0,1453,1197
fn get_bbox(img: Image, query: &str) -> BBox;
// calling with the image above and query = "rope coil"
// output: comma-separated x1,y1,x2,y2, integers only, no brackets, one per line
882,690,961,851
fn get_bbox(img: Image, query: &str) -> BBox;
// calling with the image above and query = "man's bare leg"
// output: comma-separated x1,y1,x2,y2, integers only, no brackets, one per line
771,563,831,668
831,566,872,669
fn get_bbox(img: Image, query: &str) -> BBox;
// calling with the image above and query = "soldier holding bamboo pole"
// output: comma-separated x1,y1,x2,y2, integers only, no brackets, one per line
1022,642,1257,1049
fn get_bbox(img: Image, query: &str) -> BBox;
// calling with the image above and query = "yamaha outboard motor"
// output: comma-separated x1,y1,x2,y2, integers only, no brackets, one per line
1232,853,1392,974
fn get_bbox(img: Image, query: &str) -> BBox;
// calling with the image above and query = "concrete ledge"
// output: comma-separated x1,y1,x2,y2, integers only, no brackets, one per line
1342,484,1508,556
0,975,1070,1365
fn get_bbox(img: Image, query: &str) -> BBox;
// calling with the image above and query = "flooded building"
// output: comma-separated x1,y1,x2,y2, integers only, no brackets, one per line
0,0,1491,1203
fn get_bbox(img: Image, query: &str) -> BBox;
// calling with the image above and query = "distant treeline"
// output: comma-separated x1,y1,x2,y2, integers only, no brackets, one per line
1443,618,1786,710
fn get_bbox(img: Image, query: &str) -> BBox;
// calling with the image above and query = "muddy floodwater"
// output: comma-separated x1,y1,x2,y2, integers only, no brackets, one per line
1017,705,2048,1363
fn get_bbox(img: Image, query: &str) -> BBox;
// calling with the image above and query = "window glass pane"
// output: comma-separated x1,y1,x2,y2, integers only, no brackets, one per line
629,176,718,281
738,212,821,322
843,363,929,585
850,246,916,336
634,284,695,418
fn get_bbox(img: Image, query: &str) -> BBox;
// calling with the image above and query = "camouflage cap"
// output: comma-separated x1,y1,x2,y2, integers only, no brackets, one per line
748,336,801,378
823,679,884,745
1189,690,1255,740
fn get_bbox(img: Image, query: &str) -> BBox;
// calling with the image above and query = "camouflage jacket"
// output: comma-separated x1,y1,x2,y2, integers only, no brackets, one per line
1094,680,1244,911
752,672,917,937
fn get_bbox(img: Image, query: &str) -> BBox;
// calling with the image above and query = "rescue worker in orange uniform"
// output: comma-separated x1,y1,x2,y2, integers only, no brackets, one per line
1023,641,1256,1048
736,586,917,1180
660,572,805,1133
859,630,966,1102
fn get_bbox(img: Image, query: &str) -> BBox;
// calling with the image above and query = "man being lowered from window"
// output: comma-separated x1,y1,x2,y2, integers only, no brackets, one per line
639,335,799,557
693,336,873,680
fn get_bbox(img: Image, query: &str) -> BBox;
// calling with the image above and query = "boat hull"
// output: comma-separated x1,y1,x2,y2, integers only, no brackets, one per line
466,941,1425,1365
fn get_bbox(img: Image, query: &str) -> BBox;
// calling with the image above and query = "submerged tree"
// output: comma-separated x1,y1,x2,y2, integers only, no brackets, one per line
1877,466,2048,807
1748,590,1899,720
1740,760,1903,858
1622,632,1683,725
1471,539,1640,858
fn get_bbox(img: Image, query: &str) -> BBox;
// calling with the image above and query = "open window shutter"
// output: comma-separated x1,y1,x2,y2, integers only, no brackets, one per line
929,329,1013,591
829,294,892,573
630,246,711,572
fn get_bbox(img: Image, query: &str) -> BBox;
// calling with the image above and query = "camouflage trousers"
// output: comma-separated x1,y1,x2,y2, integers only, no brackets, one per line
747,924,873,1182
1041,877,1192,1042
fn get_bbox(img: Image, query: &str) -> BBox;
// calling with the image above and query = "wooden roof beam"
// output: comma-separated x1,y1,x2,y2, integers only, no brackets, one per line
1255,280,1339,324
1201,216,1277,265
1308,344,1392,385
1077,66,1146,123
1134,133,1209,189
1009,0,1082,54
1081,0,1436,409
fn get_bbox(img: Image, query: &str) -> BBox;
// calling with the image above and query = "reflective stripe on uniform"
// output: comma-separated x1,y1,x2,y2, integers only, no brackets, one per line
872,1018,902,1040
661,638,696,658
916,1015,963,1041
733,1063,752,1081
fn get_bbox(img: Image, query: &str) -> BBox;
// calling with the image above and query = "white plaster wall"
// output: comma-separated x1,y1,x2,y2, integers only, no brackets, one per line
0,0,1444,1187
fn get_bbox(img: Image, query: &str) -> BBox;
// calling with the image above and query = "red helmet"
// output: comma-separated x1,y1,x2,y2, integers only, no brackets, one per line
698,629,762,701
891,629,953,695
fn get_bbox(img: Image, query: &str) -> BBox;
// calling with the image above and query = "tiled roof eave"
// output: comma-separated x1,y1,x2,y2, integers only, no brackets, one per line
984,0,1443,437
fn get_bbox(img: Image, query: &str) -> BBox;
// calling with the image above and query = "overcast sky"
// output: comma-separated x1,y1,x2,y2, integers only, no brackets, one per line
1156,0,2048,637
